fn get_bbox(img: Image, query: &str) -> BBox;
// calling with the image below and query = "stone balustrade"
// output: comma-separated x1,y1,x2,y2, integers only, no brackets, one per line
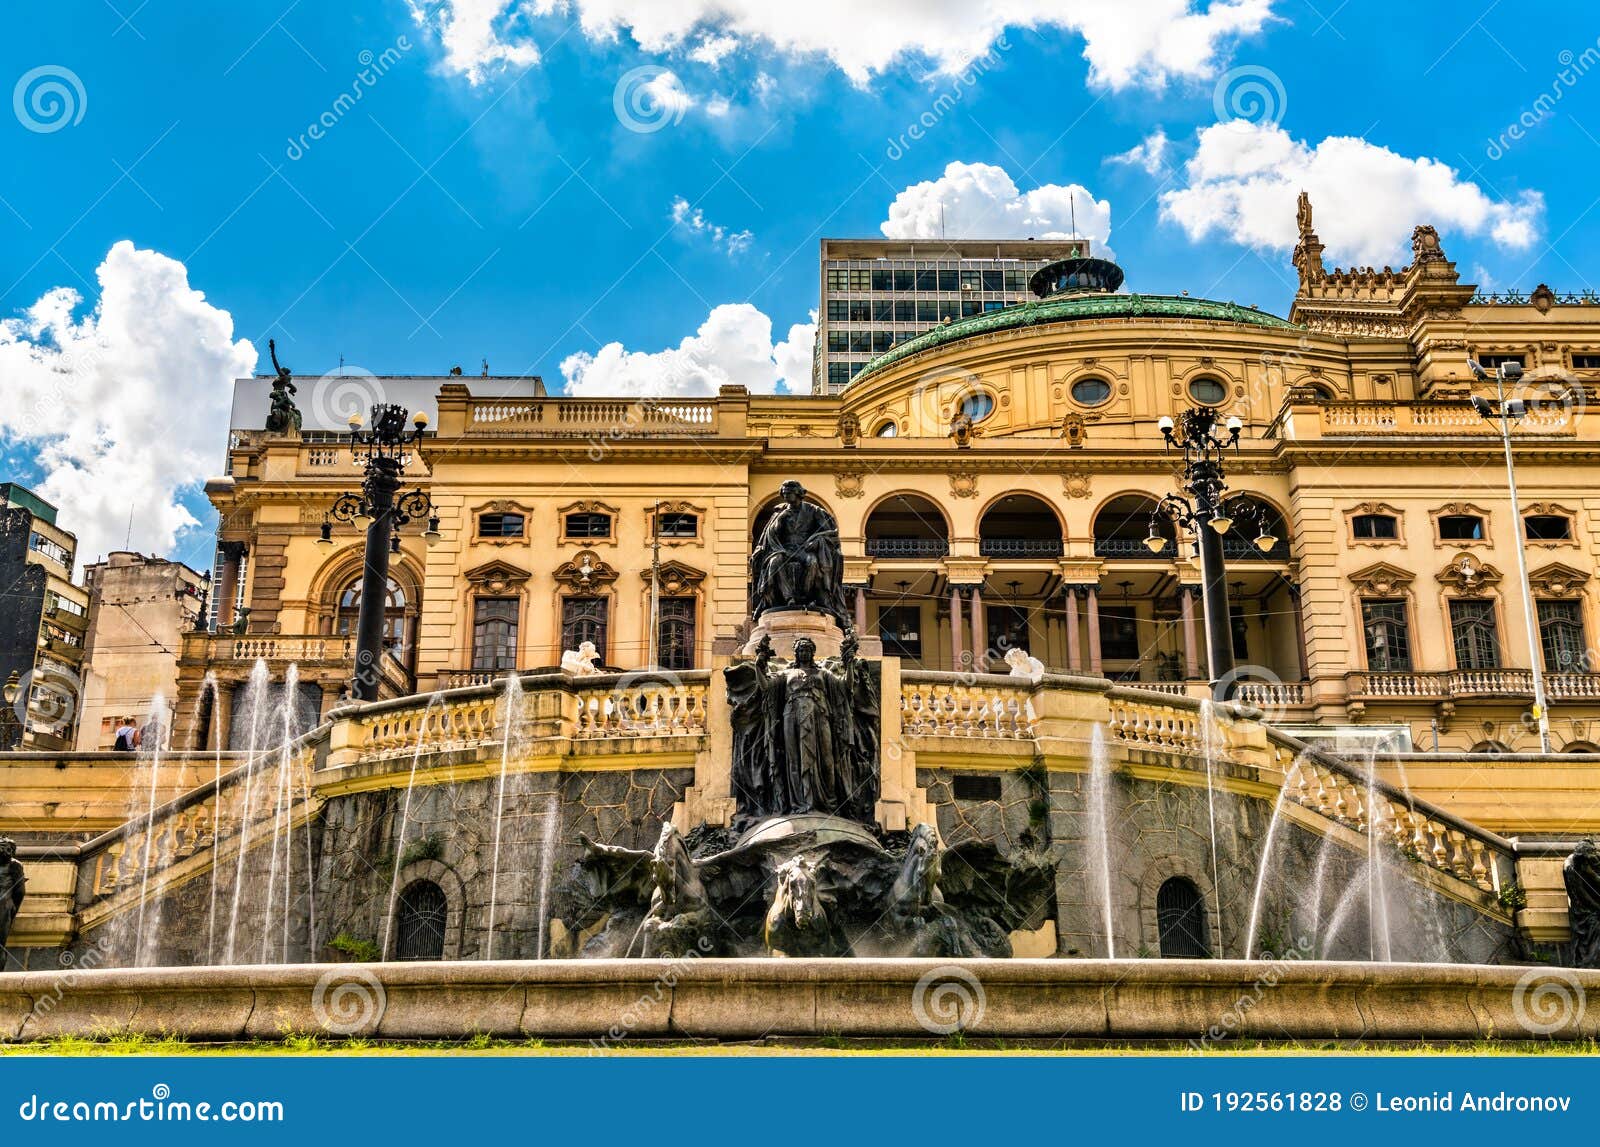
572,674,709,738
1349,668,1600,701
465,397,718,437
899,671,1037,738
183,632,355,666
1272,745,1510,895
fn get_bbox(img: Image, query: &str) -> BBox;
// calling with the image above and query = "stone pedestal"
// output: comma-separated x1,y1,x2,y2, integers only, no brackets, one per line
739,609,882,659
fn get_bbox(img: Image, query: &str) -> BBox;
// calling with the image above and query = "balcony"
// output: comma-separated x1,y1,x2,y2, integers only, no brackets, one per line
1347,668,1600,702
866,537,950,558
978,537,1063,558
184,633,357,665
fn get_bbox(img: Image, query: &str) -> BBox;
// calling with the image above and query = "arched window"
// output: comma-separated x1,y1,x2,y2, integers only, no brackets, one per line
1470,740,1512,755
1156,876,1210,958
336,575,414,664
395,879,447,960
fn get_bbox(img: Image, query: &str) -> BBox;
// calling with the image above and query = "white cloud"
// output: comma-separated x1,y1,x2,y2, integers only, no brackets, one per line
670,196,753,255
0,242,256,564
1110,127,1170,175
414,1,1274,90
560,303,813,397
1159,121,1543,266
880,161,1112,249
406,0,542,84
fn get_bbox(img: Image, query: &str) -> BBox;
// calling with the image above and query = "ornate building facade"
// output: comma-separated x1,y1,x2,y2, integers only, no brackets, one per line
181,202,1600,758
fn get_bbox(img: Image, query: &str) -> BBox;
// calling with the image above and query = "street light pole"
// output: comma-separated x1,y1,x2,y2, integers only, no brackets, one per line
1472,360,1552,753
318,403,440,703
1147,407,1277,701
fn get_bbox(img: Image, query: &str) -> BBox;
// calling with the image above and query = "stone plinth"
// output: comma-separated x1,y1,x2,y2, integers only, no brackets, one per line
736,813,883,851
740,609,882,659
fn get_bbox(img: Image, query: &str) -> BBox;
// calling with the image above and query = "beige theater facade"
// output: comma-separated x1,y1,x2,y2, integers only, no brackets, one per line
181,208,1600,767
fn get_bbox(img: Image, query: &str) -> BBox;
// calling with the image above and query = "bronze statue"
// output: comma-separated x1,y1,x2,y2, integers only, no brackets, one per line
1565,839,1600,967
0,839,24,960
264,339,302,434
749,480,848,623
724,635,880,826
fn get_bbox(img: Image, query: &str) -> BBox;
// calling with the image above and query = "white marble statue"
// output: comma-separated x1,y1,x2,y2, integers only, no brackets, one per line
561,640,602,677
1004,646,1045,683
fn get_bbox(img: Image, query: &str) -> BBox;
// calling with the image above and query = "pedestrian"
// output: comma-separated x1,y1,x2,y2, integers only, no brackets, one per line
112,718,137,752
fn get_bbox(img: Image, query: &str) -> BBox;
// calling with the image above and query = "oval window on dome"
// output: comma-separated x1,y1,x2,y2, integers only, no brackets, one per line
874,420,899,437
958,392,995,422
1188,376,1228,405
1071,377,1112,407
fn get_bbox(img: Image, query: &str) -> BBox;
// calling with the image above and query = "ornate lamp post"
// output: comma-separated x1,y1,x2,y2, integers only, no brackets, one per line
1470,358,1552,753
1,670,20,750
316,403,439,702
1144,407,1277,699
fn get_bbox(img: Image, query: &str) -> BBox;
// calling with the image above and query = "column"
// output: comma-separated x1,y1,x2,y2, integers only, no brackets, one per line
969,584,985,673
1180,586,1201,680
1064,586,1082,672
854,585,867,634
949,585,964,671
1287,581,1310,681
1086,584,1103,677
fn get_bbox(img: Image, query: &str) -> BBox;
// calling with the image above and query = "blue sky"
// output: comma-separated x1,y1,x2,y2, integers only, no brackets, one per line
2,1,1596,569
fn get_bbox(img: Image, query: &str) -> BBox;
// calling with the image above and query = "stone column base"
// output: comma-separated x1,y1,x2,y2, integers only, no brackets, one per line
739,609,882,659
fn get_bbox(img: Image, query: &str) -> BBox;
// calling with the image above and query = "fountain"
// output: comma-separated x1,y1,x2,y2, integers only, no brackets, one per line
484,674,523,960
1085,722,1117,958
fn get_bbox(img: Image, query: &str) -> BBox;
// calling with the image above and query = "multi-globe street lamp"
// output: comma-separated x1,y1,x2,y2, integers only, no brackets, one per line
1143,407,1277,700
316,403,440,702
1470,357,1553,754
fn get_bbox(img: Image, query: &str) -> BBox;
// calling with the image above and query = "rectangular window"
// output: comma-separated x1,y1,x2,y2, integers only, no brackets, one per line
827,362,852,386
985,605,1030,660
872,301,894,322
983,300,1007,313
916,301,939,322
827,330,848,352
1361,599,1411,671
871,269,893,291
848,301,872,322
1437,514,1484,541
872,330,893,352
961,299,983,317
1538,599,1587,673
561,596,609,663
939,301,960,321
960,270,981,292
478,513,525,538
1476,353,1525,369
564,512,612,539
1525,514,1572,541
914,269,937,291
893,269,914,291
471,597,519,671
1449,598,1501,670
1099,606,1140,661
825,268,848,290
878,605,922,659
1574,354,1600,370
826,300,850,322
656,512,697,538
658,596,696,670
1004,269,1028,291
849,331,872,353
981,270,1003,292
937,269,959,292
1352,513,1398,540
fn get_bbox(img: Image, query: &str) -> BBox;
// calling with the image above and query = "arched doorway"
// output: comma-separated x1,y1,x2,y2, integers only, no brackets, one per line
979,493,1063,558
394,879,447,961
864,493,949,558
1156,876,1210,957
334,574,417,669
1093,494,1173,558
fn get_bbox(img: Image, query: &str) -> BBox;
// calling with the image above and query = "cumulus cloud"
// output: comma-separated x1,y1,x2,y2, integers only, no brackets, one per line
413,0,1274,90
1159,121,1543,266
1111,128,1171,175
0,242,256,564
560,303,814,397
880,161,1112,249
670,196,753,255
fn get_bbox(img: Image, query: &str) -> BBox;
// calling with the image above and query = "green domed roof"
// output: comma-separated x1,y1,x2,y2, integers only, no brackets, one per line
849,292,1301,385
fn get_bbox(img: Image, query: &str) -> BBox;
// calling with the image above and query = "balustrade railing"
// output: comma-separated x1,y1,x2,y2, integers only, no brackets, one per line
979,537,1064,558
187,634,355,665
573,674,709,738
466,398,718,436
866,537,951,558
899,672,1036,739
1348,668,1600,701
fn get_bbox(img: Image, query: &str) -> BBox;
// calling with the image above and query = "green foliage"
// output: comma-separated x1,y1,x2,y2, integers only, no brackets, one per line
327,932,381,962
1498,882,1528,911
400,832,445,867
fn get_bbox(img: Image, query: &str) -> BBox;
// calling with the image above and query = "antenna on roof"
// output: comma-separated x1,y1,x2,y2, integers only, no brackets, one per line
1070,193,1077,240
940,202,946,239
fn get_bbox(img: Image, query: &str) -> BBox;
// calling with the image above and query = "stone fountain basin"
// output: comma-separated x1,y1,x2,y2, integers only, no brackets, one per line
3,959,1596,1044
